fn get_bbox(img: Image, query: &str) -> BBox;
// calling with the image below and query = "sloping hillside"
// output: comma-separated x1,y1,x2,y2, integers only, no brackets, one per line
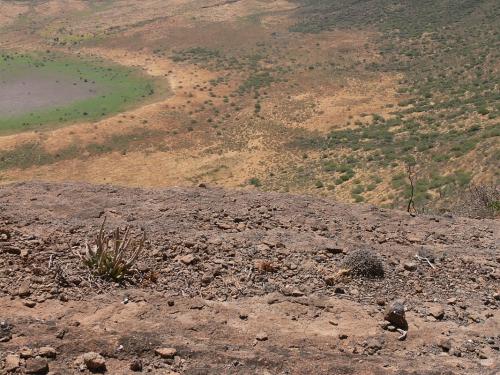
0,0,498,212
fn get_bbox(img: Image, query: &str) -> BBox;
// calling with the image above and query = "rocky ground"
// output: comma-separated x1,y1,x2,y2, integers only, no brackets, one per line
0,182,498,374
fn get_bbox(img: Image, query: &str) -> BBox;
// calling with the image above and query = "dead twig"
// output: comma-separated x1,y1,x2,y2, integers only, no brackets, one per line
396,328,408,341
415,254,436,269
406,163,417,215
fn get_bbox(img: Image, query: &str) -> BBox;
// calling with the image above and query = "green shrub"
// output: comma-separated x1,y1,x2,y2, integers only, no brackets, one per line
249,177,262,187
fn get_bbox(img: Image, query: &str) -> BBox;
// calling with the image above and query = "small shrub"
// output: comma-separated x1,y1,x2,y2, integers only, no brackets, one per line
340,249,384,278
249,177,262,187
76,218,146,281
453,184,500,218
477,106,489,115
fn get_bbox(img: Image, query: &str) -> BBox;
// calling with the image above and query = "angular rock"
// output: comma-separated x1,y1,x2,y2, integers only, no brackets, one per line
201,273,213,285
82,352,106,372
18,283,31,297
130,358,143,372
38,346,57,359
384,300,408,330
24,300,37,308
239,312,248,320
0,320,12,342
438,337,452,352
403,262,417,271
256,332,268,341
428,305,445,320
56,329,67,339
19,347,34,359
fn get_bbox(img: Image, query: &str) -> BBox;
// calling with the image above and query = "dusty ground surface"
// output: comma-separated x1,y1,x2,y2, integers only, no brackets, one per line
0,72,100,117
0,182,498,374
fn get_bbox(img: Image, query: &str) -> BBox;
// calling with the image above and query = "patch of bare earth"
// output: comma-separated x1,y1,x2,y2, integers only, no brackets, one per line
0,182,498,374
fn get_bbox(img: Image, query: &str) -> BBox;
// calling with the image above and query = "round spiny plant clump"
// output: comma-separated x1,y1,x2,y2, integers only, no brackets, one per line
340,249,385,278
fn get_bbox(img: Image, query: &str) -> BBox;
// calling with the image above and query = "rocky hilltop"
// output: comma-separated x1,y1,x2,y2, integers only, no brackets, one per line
0,182,498,374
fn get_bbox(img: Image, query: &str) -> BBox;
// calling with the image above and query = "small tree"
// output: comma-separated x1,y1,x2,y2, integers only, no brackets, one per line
405,159,417,214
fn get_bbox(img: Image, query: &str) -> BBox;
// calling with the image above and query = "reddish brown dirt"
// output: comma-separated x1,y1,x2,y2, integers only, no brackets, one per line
0,182,498,374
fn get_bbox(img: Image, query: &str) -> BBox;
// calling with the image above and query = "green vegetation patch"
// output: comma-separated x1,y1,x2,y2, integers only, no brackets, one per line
283,0,499,209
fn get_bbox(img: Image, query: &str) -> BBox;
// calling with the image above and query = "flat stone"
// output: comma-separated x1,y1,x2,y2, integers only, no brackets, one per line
38,346,57,359
324,243,343,254
1,245,21,255
180,254,196,265
75,208,104,219
256,244,270,252
290,289,304,297
25,358,49,374
4,354,20,372
155,347,177,359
